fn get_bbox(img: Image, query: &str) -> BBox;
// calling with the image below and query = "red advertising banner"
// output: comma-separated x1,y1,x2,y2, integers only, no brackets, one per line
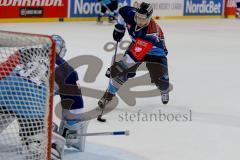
225,0,236,16
0,0,68,18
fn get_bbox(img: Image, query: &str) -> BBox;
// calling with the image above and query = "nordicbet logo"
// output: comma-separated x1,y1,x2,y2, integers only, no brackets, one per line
74,0,101,15
184,0,222,15
71,0,130,17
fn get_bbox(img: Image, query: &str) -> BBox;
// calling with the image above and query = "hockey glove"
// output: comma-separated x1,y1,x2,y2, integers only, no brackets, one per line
113,24,126,42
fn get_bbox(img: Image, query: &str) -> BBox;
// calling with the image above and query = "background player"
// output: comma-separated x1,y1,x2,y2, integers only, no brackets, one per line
236,0,240,18
97,0,118,23
98,2,171,109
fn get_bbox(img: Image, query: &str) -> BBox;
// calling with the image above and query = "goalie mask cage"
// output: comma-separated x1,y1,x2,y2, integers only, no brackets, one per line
0,30,55,160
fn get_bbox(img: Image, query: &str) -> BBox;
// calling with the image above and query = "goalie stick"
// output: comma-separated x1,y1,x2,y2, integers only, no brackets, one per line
66,130,130,139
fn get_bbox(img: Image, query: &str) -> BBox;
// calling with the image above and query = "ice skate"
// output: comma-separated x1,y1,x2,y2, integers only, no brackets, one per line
160,90,169,105
97,16,103,24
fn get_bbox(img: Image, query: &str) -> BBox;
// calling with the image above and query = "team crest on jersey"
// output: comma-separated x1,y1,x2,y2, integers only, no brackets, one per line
130,38,153,61
134,47,143,53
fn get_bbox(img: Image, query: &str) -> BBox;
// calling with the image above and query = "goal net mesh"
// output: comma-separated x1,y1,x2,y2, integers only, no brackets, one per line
0,31,55,160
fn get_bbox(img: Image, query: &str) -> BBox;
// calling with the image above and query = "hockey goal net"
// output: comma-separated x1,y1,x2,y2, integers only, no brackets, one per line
0,30,55,160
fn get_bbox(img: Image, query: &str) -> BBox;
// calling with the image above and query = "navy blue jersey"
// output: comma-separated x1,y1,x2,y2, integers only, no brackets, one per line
118,6,168,57
55,55,84,110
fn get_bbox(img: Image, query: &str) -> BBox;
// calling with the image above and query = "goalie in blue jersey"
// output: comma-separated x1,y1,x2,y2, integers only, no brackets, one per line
52,35,89,156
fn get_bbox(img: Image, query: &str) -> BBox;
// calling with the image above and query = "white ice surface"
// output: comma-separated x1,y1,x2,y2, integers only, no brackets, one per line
0,19,240,160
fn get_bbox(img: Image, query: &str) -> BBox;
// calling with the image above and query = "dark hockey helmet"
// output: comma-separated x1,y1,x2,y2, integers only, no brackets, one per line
135,2,153,27
137,2,153,18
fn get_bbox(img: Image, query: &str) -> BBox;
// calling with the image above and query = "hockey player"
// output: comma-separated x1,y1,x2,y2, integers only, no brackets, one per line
49,35,89,160
52,35,89,157
97,0,118,23
98,2,170,109
236,0,240,18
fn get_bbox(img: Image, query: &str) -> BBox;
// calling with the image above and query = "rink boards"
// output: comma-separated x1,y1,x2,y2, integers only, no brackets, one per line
0,0,236,23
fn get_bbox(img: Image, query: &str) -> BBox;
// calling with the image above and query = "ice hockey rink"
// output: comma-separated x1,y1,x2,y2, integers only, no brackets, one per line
0,19,240,160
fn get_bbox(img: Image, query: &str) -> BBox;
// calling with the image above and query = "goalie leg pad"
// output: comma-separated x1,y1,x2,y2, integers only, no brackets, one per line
59,120,89,152
52,122,59,133
52,132,66,160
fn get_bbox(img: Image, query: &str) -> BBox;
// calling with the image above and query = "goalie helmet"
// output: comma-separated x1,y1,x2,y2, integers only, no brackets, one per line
52,35,67,58
135,2,153,27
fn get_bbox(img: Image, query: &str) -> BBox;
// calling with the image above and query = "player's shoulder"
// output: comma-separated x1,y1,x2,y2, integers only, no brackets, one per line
147,19,160,34
119,5,136,11
119,6,137,16
147,19,164,37
119,6,137,24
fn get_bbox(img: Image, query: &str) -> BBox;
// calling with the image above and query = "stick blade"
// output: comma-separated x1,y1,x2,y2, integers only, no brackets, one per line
97,115,106,122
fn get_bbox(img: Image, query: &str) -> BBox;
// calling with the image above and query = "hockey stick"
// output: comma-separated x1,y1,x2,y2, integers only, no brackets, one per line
67,130,129,139
97,42,119,122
